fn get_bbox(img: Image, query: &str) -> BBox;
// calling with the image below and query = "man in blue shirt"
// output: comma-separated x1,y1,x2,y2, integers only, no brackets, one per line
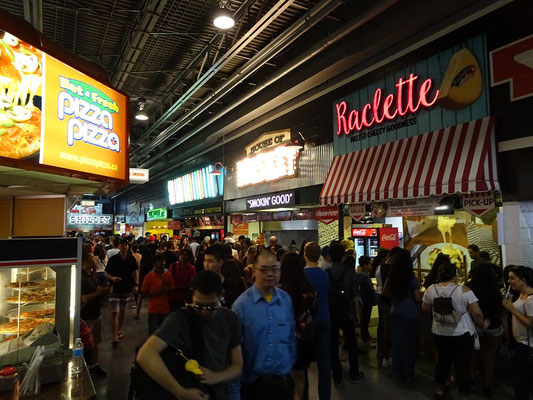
232,250,296,400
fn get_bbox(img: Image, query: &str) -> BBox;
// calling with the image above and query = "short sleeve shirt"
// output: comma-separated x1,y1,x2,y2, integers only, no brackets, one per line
155,308,241,400
105,253,138,296
304,267,330,324
512,295,533,347
423,283,478,336
141,271,175,314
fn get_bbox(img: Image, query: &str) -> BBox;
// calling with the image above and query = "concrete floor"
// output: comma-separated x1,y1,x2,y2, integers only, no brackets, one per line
93,300,515,400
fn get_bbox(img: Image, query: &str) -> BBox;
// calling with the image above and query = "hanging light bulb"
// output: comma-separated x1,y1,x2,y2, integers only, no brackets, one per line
213,6,234,29
135,98,149,121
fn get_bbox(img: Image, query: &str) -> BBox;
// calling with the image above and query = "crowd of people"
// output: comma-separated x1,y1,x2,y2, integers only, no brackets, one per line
77,232,533,400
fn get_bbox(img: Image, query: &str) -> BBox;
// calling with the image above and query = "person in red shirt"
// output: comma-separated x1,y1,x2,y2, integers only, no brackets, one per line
140,254,175,334
168,248,196,309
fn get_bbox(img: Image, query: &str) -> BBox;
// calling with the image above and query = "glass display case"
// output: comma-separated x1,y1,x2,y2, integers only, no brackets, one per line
0,266,56,338
0,238,81,367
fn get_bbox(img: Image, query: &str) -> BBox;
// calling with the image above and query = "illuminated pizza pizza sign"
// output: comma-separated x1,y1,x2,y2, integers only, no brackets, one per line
0,30,128,181
335,73,439,136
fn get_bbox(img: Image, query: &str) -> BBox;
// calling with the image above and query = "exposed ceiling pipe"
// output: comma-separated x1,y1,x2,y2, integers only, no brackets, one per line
112,0,168,89
134,0,296,147
143,0,259,120
114,0,513,200
139,0,397,168
132,0,343,162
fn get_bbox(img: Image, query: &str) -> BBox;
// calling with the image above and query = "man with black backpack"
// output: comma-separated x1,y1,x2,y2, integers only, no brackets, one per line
136,270,243,400
327,243,365,386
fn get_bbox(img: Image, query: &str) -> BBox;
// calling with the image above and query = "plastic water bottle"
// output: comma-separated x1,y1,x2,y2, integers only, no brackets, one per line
71,338,84,375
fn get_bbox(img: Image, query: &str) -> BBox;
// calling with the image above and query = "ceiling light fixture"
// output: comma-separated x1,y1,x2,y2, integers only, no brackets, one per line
213,5,234,30
135,98,149,121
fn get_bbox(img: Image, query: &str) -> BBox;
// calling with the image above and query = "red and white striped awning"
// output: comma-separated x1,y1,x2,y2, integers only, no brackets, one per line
320,116,499,206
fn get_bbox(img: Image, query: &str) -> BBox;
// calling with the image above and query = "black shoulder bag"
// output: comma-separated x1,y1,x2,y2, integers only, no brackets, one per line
131,308,210,400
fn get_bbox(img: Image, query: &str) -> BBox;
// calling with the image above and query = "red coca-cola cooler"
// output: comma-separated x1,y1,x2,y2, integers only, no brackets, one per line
351,227,399,257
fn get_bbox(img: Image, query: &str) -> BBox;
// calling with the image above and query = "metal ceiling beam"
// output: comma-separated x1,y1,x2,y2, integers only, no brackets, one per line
111,0,169,90
143,0,512,173
132,0,344,164
139,0,399,169
132,0,296,150
139,0,259,120
23,0,43,31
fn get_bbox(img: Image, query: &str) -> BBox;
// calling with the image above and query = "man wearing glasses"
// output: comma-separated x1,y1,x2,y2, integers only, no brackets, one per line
232,250,297,400
137,270,243,400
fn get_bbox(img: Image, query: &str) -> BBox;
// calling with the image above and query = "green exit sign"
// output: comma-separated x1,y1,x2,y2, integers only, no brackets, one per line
147,208,167,221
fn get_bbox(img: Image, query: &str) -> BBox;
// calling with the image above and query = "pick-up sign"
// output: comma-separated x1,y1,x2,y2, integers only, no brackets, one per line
463,192,495,217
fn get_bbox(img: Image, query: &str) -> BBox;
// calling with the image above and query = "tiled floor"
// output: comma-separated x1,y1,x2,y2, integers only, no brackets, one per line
93,301,515,400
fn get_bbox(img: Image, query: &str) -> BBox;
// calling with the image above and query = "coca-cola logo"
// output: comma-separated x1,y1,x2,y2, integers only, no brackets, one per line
381,234,397,241
352,228,376,237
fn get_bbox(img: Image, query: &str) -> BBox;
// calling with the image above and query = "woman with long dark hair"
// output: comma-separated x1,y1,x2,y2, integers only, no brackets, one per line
243,246,258,288
279,252,318,400
424,253,450,289
502,265,533,400
93,243,108,286
383,249,421,381
467,265,503,396
422,262,488,399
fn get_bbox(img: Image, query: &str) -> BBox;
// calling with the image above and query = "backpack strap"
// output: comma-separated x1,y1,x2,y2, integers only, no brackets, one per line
449,284,460,297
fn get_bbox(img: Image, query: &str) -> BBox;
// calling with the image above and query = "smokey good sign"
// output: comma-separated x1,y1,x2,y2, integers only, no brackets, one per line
246,191,296,210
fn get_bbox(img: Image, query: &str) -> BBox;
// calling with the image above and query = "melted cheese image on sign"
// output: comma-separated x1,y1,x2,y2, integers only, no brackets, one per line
0,32,43,159
438,48,482,110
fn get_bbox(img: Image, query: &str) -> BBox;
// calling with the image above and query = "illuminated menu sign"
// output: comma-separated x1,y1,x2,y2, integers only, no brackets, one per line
0,30,128,180
167,166,223,205
237,145,300,188
246,191,296,210
68,215,112,225
146,208,167,221
67,204,112,227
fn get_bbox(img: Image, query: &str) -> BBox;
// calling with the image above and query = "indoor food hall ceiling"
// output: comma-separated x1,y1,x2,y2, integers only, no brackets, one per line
0,0,323,141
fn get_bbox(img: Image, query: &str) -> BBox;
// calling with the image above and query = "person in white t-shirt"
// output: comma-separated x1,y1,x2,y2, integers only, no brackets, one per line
422,262,488,399
107,238,120,259
189,235,200,259
502,265,533,400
